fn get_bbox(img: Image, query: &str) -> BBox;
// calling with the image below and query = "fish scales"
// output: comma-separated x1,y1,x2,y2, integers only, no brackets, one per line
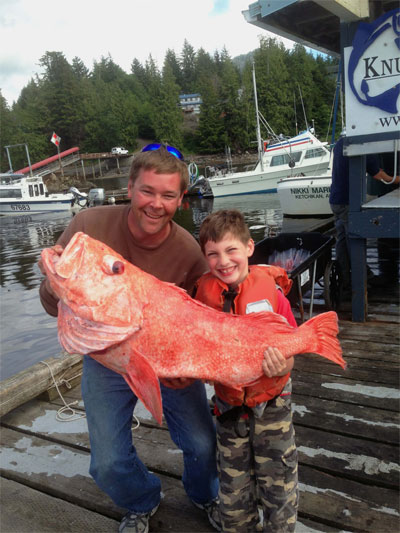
41,232,345,424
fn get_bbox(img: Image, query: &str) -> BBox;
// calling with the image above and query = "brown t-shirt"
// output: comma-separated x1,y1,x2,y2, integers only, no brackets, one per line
39,204,208,316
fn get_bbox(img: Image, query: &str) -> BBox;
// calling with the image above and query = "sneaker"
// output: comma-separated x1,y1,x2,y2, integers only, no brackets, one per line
119,503,160,533
193,498,222,531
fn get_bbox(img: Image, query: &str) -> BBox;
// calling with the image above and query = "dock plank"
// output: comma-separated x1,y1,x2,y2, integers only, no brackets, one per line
1,298,399,532
1,477,119,533
292,393,400,444
3,399,399,489
291,372,400,411
2,424,398,532
0,426,214,532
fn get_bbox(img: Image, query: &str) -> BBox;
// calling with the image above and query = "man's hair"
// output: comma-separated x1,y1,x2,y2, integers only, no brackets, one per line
199,209,251,252
129,146,189,193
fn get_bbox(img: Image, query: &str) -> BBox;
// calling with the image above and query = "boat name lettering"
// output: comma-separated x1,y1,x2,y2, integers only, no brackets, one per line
290,187,309,194
294,193,326,200
311,186,330,193
11,204,31,211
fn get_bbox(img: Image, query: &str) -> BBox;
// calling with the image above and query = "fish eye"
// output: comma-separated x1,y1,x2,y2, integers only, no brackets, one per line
102,255,125,275
112,261,124,274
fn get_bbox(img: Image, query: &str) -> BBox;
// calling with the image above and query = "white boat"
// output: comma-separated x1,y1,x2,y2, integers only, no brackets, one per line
206,130,332,198
0,173,88,215
203,63,331,198
277,172,333,216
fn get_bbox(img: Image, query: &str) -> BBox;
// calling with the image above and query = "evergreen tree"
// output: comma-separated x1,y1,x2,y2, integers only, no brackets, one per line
164,49,183,90
72,56,90,79
251,38,292,138
180,40,196,93
153,62,183,148
218,47,249,151
39,51,88,148
196,78,225,153
194,48,216,88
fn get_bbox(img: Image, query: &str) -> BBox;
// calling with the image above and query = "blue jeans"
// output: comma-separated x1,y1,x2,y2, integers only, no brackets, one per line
81,356,218,513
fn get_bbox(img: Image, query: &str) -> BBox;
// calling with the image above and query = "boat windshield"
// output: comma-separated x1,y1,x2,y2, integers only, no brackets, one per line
270,152,302,167
305,148,327,159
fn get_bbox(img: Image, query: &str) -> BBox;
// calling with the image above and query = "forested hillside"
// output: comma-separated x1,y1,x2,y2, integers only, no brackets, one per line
1,37,339,172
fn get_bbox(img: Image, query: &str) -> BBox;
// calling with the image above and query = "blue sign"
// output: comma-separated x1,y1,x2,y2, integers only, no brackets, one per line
348,9,400,114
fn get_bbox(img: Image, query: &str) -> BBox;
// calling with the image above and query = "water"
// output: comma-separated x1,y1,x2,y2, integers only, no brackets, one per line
0,193,283,380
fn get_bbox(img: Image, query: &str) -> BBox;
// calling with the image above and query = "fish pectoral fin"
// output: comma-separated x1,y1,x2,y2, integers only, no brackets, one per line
123,348,163,425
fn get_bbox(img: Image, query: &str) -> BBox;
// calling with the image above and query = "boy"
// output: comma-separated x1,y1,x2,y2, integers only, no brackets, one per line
195,209,298,533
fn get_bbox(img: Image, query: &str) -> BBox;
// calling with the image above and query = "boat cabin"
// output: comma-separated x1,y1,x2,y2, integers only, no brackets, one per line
0,174,49,200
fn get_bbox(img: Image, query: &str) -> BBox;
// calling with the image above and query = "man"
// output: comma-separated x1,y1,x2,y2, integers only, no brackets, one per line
329,133,398,290
39,146,220,533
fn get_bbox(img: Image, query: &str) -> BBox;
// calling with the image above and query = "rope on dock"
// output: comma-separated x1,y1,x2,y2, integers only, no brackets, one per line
39,360,141,428
40,360,86,422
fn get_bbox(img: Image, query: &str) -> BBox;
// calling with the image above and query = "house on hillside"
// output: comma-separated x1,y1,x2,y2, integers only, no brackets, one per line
179,93,202,114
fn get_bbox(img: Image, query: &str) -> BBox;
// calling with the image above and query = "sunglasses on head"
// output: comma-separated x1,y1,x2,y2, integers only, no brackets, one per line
141,143,184,161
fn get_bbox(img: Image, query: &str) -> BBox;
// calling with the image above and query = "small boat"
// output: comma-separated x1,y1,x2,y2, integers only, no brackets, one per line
206,130,331,198
276,172,332,217
0,173,88,215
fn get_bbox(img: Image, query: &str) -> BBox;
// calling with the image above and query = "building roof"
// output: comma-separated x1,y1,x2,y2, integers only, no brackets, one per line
243,0,399,57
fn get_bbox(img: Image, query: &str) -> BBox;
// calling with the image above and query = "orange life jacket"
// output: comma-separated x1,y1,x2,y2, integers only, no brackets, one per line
195,265,291,407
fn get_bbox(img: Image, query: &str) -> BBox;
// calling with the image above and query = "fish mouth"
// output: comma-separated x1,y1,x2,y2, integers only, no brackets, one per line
54,232,85,279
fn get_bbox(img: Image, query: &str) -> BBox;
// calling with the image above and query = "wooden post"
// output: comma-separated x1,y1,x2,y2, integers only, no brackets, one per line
98,158,103,177
57,144,64,177
0,354,82,417
81,159,86,181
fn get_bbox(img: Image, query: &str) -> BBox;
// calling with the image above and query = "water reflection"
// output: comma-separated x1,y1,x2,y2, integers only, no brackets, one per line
176,193,282,242
0,194,282,379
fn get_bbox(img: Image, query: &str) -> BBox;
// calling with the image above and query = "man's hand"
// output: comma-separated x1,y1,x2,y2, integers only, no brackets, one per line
160,377,196,389
262,347,293,377
38,244,64,299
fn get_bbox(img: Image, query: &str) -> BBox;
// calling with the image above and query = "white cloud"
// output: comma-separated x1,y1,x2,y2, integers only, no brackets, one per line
1,0,278,105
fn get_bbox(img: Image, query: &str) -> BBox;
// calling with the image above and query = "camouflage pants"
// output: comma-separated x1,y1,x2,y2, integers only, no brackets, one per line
215,380,298,532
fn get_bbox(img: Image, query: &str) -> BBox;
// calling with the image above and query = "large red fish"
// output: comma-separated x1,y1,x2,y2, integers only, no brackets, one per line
41,232,345,424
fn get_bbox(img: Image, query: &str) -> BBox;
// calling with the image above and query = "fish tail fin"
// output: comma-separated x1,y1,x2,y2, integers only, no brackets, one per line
124,348,163,425
301,311,346,369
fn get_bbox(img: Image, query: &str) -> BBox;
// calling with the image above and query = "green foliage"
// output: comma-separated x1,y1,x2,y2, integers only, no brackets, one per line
2,40,338,168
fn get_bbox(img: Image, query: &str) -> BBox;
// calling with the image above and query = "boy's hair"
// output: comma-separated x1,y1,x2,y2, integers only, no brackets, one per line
129,146,189,193
199,209,251,252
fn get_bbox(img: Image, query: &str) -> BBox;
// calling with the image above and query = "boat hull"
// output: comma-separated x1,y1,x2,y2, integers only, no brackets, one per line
277,175,333,216
208,160,330,198
0,198,73,215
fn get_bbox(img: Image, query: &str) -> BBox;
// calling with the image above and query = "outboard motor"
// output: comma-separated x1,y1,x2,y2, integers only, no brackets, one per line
88,188,105,207
68,186,89,208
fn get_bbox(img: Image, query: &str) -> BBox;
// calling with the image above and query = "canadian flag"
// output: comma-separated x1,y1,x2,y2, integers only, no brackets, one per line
51,132,61,146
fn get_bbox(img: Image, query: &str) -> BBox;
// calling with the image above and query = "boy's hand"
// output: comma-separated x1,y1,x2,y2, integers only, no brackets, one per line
262,347,293,377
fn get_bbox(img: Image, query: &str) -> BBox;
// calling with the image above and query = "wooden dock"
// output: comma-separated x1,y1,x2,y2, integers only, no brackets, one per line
1,280,399,532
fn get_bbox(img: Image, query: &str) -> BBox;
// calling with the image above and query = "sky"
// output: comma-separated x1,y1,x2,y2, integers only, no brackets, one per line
0,0,289,106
